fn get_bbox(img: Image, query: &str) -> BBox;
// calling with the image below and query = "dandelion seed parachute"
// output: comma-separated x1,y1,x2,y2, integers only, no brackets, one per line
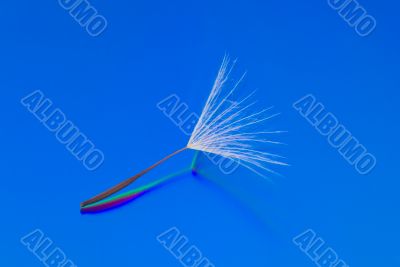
80,56,286,209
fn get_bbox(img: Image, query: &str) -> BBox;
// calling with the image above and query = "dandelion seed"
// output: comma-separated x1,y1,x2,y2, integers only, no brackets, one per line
80,56,286,209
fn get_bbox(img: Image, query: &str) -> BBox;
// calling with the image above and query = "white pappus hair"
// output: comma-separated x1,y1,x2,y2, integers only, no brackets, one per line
187,56,287,178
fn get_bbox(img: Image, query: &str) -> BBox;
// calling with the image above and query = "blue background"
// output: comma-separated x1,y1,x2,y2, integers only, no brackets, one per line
1,0,399,266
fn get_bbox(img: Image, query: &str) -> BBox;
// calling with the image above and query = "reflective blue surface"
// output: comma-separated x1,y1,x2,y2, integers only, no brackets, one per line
1,0,399,266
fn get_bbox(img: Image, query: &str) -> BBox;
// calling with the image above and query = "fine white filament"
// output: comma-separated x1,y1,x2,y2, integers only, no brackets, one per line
187,56,287,177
